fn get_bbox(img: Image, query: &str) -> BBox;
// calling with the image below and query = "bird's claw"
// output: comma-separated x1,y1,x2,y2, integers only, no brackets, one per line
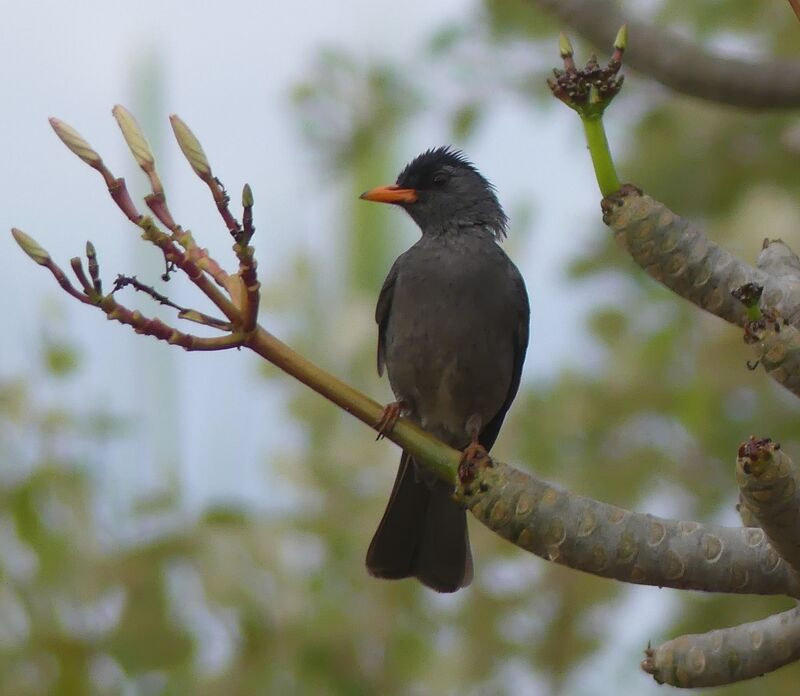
374,400,406,440
458,440,489,486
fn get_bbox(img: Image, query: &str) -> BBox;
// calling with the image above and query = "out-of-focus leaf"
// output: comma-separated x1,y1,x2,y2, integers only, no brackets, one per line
483,0,558,40
43,341,80,377
451,102,484,140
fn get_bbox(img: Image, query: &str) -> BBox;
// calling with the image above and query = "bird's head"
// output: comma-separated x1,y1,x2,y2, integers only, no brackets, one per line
360,146,508,239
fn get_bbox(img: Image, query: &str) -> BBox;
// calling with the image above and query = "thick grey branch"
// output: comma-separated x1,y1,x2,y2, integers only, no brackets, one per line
601,187,800,328
745,307,800,399
456,459,800,598
758,239,800,284
531,0,800,109
738,438,800,576
642,605,800,687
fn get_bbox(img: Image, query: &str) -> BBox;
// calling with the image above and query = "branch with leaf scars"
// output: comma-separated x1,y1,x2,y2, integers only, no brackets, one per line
738,437,800,576
551,29,800,400
455,455,800,599
549,35,800,335
642,606,800,688
638,438,800,688
602,190,800,330
758,238,800,285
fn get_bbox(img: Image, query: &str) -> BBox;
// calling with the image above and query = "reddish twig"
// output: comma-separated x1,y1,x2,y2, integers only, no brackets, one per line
112,274,232,330
237,184,260,332
86,241,102,294
169,114,242,239
100,294,243,351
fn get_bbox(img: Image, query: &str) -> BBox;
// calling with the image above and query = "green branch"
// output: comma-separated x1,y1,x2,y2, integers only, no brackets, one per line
548,26,626,197
581,114,619,196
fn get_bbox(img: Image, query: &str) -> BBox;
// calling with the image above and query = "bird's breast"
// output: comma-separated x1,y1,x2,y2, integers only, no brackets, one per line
383,239,518,446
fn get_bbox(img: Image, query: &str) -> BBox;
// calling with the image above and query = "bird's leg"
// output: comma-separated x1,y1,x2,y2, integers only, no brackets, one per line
458,438,489,489
459,436,488,468
458,415,489,483
374,399,408,441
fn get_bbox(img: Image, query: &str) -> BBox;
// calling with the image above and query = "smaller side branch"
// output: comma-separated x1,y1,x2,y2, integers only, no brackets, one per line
70,257,95,297
173,228,233,291
111,274,232,330
602,188,800,328
138,218,241,322
738,437,800,576
99,295,243,351
170,114,242,238
581,115,619,197
86,242,102,294
642,606,800,688
12,229,94,306
12,228,242,352
50,115,240,322
733,282,800,399
547,29,624,196
114,106,233,293
236,183,260,332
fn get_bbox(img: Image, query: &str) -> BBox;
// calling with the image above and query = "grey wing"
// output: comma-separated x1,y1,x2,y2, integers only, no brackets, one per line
376,259,400,377
478,267,530,451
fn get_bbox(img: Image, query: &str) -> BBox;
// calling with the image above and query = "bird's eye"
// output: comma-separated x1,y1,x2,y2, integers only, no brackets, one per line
432,171,448,186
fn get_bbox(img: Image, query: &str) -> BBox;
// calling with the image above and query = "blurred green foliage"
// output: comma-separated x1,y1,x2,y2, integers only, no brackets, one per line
7,1,800,694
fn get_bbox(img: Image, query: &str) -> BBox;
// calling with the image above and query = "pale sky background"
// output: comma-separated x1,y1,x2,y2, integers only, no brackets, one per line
1,0,613,508
0,3,672,693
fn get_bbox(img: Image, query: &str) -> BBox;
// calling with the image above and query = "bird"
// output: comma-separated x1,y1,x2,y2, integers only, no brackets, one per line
359,146,530,592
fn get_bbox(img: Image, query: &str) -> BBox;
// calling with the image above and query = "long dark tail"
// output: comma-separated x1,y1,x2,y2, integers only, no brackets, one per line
366,451,472,593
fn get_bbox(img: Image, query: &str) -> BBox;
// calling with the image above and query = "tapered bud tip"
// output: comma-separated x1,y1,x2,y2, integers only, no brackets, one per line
242,183,254,207
169,114,211,179
558,32,574,58
112,104,155,169
12,228,50,265
614,24,628,51
86,240,96,257
49,117,103,167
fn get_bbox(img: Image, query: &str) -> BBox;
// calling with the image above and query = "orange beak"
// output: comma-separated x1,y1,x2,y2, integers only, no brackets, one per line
359,185,418,204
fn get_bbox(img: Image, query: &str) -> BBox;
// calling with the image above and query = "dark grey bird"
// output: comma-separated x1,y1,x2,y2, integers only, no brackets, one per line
360,147,530,593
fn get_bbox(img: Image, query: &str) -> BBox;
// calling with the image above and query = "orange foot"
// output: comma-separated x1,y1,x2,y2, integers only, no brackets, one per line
374,400,407,441
458,438,489,486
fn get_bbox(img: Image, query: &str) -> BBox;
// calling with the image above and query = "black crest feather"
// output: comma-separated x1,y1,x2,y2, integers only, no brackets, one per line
396,146,497,190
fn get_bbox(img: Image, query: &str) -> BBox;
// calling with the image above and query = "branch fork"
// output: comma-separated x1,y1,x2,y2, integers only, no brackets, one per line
22,107,265,353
